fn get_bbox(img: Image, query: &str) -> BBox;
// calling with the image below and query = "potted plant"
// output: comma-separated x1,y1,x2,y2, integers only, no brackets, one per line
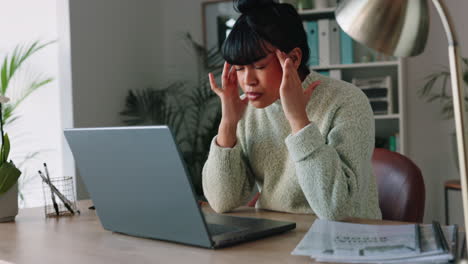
419,57,468,170
0,95,21,222
0,40,54,218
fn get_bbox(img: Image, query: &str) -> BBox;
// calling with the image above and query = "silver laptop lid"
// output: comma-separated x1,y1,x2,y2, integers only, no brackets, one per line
64,126,213,248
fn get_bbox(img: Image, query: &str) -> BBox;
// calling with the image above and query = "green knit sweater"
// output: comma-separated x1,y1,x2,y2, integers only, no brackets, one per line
202,71,382,220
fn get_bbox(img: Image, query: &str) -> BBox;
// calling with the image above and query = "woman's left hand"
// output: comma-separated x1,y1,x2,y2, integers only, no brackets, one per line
275,49,321,134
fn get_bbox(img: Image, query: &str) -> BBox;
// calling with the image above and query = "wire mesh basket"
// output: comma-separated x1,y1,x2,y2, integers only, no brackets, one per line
41,176,78,217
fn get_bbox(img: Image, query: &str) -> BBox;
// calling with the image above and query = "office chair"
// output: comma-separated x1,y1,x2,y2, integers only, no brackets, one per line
372,148,425,223
247,148,425,223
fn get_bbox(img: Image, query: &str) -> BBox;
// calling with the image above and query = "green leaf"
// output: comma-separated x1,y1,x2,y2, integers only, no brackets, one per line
0,162,21,195
0,133,10,163
0,57,8,94
419,56,468,120
11,77,54,112
0,41,55,98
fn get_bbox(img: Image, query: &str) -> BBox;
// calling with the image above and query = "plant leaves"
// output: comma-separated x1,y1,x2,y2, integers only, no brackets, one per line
0,40,54,94
0,162,21,195
0,133,10,164
419,57,468,119
119,33,224,195
0,40,55,124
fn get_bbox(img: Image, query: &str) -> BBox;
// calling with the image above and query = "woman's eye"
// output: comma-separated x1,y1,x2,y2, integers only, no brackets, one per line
254,65,265,70
234,67,244,71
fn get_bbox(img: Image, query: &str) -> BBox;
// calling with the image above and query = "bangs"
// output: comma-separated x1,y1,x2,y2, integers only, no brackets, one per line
221,18,273,66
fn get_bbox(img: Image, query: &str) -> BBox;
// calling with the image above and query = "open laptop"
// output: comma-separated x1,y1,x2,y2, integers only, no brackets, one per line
64,126,295,248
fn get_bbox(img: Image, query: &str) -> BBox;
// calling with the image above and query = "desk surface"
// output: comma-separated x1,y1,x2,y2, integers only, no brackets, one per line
0,200,403,264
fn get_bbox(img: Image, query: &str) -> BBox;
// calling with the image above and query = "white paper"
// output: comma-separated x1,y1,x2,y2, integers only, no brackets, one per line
293,220,419,258
292,220,455,263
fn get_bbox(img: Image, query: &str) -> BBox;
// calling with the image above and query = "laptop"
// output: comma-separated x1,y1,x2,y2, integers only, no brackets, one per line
64,126,295,248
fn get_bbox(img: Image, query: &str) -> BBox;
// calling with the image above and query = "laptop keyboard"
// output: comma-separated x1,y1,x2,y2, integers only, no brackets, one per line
206,223,244,236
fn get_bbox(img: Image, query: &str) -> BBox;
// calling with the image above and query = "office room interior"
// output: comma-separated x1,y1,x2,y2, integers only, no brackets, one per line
0,0,467,227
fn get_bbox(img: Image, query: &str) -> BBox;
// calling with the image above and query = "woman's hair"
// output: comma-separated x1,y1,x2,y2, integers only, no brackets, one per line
222,0,310,76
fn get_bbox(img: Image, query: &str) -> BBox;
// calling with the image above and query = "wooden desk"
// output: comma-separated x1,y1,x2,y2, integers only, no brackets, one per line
0,200,402,264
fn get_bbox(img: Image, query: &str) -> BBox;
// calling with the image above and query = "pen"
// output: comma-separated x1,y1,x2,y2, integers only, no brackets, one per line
38,170,75,215
44,163,60,216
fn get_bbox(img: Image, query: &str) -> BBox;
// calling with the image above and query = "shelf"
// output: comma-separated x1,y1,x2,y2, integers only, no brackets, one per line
298,7,336,20
295,6,405,154
310,61,399,71
374,114,400,120
298,7,335,16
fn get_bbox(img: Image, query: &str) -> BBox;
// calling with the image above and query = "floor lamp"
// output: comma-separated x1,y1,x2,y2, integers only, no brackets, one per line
335,0,467,258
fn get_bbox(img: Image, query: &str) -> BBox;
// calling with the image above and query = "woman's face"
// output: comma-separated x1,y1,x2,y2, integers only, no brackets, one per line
234,52,283,108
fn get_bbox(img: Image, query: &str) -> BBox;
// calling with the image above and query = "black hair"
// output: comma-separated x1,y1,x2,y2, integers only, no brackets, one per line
222,0,310,77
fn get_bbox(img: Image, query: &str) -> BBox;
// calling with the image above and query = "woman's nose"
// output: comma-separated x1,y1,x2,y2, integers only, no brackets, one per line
244,68,258,87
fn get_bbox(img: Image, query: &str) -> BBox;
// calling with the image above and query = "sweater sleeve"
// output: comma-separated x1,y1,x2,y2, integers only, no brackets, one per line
285,89,375,220
202,135,255,213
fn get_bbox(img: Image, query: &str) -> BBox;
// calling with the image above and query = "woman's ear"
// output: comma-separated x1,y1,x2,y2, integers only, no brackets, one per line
287,47,303,69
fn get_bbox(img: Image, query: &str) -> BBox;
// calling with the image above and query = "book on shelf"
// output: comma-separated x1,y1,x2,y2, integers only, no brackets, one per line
317,70,329,76
376,133,400,153
299,5,398,66
304,20,319,66
317,69,341,80
329,69,341,80
389,134,397,152
303,18,355,67
339,29,354,64
318,19,340,66
292,219,458,263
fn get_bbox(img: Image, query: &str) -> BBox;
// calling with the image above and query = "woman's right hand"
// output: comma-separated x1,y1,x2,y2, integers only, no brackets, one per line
209,62,248,147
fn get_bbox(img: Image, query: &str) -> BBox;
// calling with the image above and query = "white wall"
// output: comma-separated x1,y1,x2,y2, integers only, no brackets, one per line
0,0,62,208
406,1,468,225
160,0,206,83
66,0,163,198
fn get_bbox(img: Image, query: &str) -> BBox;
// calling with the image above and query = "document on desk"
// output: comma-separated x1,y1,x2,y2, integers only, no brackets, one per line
292,219,456,263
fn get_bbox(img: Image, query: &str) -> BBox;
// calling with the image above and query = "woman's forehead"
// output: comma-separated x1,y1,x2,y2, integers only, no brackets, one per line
234,52,275,66
257,52,275,62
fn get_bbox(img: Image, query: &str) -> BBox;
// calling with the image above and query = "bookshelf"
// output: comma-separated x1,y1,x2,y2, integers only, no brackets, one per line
310,61,399,70
299,7,406,154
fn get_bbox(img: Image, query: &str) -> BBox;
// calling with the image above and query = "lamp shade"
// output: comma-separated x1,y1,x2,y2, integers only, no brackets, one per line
335,0,430,57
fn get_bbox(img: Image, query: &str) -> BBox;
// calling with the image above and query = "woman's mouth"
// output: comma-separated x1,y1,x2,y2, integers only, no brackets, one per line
246,92,262,101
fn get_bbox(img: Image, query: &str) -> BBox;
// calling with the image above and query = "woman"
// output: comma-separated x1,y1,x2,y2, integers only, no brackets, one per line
202,0,381,220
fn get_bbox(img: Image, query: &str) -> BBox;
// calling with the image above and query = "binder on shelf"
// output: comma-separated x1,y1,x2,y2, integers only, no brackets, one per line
317,70,330,76
329,20,341,65
389,135,397,152
318,19,340,66
340,29,354,64
304,21,319,66
329,69,342,80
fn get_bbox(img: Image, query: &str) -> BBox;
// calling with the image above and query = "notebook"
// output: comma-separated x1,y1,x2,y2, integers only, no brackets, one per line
64,126,295,248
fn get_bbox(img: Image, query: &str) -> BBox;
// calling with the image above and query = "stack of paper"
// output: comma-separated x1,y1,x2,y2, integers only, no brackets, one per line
292,220,457,263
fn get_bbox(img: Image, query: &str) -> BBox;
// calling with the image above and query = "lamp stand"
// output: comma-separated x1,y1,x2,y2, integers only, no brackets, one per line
432,0,468,258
